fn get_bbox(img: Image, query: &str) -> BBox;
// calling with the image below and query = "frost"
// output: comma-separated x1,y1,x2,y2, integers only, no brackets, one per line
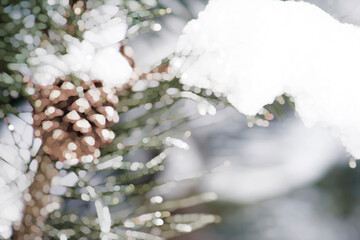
30,5,132,88
172,0,360,158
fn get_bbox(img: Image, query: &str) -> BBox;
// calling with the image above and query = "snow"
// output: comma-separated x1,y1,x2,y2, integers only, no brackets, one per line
171,0,360,158
0,115,32,239
29,5,132,88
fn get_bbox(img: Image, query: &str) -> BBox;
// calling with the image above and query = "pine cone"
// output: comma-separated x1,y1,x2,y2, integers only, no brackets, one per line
31,77,119,163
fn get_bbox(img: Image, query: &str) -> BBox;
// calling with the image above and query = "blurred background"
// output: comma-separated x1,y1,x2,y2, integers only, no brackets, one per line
130,0,360,239
2,0,360,239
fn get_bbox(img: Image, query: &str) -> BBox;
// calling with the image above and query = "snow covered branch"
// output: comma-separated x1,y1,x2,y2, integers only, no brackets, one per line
172,0,360,158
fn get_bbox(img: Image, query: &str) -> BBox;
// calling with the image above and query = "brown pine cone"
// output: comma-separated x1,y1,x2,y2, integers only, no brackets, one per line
31,77,119,163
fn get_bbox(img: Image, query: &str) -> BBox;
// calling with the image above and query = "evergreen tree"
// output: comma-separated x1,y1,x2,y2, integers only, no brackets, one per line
0,0,223,239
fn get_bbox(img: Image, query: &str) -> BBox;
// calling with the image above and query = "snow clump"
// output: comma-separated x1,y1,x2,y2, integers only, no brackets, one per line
172,0,360,158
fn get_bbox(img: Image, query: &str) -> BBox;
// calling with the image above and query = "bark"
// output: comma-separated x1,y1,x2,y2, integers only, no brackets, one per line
13,152,57,240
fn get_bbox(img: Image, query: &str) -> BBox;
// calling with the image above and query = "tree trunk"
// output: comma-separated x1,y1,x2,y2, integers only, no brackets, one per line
13,152,57,240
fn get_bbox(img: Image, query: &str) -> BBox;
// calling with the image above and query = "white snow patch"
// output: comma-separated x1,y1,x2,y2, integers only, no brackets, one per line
29,5,132,88
172,0,360,158
0,121,29,239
